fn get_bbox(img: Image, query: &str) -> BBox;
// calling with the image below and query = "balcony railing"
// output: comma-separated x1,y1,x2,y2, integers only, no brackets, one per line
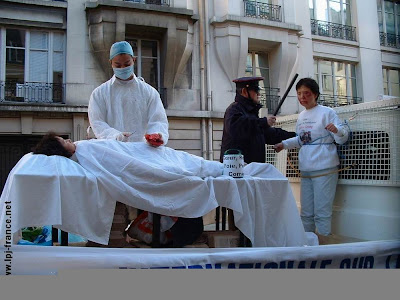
311,19,357,42
260,87,280,113
380,32,400,49
318,94,362,107
124,0,170,6
0,81,65,104
244,0,282,22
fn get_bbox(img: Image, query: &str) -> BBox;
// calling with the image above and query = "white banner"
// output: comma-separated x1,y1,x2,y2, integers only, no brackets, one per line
1,240,399,275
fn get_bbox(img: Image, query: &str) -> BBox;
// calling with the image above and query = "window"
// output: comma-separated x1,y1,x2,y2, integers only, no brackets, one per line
310,0,356,40
246,52,270,87
4,29,25,102
243,0,281,21
314,59,360,106
29,31,49,83
378,0,400,48
246,52,280,113
383,68,400,97
127,39,160,92
0,28,65,103
310,0,352,25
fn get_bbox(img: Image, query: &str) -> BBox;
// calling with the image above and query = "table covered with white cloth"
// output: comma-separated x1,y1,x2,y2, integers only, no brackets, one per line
0,139,308,247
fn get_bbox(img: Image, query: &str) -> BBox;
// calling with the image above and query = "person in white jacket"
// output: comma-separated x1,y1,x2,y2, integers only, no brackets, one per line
274,78,349,243
88,41,169,146
88,41,203,247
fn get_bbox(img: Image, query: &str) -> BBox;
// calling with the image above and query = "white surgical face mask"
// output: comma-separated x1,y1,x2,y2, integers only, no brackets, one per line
113,65,133,80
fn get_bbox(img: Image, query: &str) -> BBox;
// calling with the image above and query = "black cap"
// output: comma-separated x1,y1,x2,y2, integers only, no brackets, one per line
233,76,264,90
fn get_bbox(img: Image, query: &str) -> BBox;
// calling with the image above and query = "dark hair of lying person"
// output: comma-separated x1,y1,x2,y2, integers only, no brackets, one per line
33,132,73,158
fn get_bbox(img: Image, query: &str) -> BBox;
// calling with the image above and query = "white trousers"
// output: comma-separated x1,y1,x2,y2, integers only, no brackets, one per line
300,167,339,236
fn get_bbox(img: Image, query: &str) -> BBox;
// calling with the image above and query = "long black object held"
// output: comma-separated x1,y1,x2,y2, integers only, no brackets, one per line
273,73,299,116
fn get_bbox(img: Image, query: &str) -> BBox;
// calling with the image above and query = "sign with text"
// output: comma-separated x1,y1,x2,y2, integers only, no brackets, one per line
2,240,399,275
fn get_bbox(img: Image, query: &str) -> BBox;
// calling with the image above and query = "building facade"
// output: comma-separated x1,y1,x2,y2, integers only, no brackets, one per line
1,0,399,238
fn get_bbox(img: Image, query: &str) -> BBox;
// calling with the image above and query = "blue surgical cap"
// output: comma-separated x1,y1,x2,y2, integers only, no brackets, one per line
109,41,134,60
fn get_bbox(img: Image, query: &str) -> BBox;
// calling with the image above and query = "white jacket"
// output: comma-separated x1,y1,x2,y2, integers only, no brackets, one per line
88,74,169,144
282,105,349,172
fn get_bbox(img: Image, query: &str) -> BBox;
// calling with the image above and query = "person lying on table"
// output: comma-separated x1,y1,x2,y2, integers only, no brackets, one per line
33,132,223,247
33,132,223,178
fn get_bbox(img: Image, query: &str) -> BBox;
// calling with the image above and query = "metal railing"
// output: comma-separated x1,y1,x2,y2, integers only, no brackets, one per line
311,19,357,42
380,32,400,49
124,0,170,6
243,0,282,22
271,98,400,185
318,94,362,107
260,87,280,113
0,81,65,104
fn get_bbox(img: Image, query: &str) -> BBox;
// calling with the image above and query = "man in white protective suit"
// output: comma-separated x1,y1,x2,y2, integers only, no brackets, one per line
88,41,169,145
88,41,204,247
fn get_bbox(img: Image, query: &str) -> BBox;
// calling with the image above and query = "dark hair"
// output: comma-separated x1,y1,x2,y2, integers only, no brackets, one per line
33,132,73,158
296,77,320,100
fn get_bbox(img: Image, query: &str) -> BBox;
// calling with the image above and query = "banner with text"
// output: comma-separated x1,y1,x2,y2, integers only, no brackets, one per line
2,240,399,275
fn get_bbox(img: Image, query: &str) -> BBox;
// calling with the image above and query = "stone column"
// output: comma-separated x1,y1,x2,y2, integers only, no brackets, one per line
353,0,384,102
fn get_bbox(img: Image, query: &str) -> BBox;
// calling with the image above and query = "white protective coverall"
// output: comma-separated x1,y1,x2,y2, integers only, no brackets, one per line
88,74,169,144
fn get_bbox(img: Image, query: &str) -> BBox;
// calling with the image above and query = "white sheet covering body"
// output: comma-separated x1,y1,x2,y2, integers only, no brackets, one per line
0,140,308,247
75,139,224,219
0,153,116,244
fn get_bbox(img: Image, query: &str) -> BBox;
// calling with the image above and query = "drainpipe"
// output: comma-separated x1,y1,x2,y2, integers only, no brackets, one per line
198,0,207,159
290,44,300,114
204,0,214,161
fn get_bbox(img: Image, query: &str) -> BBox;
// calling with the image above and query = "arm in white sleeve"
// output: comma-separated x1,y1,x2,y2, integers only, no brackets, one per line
333,125,349,145
282,136,301,149
88,89,122,140
330,112,350,145
145,88,169,145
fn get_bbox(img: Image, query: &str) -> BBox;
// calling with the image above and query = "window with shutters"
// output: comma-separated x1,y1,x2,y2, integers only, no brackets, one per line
0,28,66,103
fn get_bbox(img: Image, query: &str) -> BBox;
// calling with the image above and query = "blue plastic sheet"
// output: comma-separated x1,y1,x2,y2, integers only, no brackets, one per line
18,226,87,246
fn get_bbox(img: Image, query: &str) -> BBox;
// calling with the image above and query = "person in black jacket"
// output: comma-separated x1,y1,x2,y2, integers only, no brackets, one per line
220,77,296,164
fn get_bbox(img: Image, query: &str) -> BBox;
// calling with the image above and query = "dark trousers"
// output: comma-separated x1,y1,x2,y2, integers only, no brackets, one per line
169,216,204,247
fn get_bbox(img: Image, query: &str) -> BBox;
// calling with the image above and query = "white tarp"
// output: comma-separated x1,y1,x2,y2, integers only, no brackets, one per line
0,153,116,245
1,240,399,275
1,140,308,247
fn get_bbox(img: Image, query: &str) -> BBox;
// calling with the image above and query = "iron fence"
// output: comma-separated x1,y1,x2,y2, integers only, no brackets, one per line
243,0,282,22
0,81,65,104
269,98,400,185
124,0,170,6
318,94,362,107
260,87,280,113
380,32,400,49
311,19,357,42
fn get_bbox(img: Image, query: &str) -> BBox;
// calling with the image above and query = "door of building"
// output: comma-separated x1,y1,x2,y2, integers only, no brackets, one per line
0,135,43,194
